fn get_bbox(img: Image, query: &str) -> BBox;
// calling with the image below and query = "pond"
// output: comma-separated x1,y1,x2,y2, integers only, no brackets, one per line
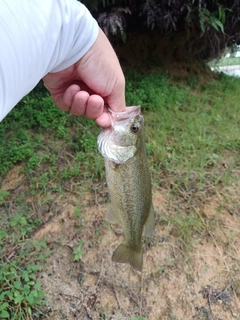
211,65,240,77
223,69,240,77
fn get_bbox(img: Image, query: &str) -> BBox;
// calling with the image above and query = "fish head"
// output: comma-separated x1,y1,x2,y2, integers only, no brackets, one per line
97,106,144,164
110,107,143,147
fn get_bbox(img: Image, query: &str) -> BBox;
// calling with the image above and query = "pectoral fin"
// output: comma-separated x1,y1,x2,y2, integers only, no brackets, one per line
109,145,137,164
144,204,155,236
105,205,122,225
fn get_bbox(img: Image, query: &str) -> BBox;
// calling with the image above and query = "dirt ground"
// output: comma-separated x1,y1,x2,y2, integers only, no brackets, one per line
28,183,240,320
1,163,240,320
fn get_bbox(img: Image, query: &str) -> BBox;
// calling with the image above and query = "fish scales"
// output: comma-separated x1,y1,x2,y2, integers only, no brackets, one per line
97,106,154,271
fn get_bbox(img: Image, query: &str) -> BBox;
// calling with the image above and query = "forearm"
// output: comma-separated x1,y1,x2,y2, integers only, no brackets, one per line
0,0,98,121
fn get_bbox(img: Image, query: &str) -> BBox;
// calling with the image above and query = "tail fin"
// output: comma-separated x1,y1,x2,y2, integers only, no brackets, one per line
112,242,143,271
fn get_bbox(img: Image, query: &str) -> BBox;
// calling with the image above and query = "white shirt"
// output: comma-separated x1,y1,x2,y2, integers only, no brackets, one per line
0,0,99,121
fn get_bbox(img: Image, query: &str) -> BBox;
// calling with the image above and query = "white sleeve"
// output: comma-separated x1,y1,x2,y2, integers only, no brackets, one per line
0,0,99,121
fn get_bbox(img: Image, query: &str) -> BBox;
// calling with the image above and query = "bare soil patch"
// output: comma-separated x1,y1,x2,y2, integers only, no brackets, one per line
29,185,240,320
1,160,239,320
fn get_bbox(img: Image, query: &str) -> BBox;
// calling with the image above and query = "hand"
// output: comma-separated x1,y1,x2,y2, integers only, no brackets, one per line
43,28,126,127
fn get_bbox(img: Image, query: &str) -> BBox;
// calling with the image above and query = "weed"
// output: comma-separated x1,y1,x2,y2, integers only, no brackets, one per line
0,190,9,205
166,212,206,251
0,196,49,319
73,240,85,261
74,205,82,218
0,262,45,319
0,236,48,320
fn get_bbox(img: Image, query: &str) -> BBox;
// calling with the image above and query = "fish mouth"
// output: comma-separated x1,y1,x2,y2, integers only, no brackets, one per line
108,106,141,125
97,106,143,164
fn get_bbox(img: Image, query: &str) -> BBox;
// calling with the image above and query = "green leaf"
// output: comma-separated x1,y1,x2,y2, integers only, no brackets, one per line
32,290,38,297
199,20,205,33
37,290,45,298
14,293,24,304
26,293,34,305
27,264,40,272
214,19,224,32
0,230,8,241
13,281,21,289
0,302,9,311
3,290,12,301
0,310,10,318
0,292,6,302
22,271,29,282
34,282,41,290
0,190,10,197
27,307,32,316
22,284,30,294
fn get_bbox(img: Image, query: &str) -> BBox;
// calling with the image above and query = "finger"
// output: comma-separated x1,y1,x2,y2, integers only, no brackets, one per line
105,77,126,113
85,95,104,119
69,91,90,116
57,84,80,111
95,112,111,128
76,28,126,114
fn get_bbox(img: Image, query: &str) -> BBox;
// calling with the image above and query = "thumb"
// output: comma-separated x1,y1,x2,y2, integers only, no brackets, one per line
105,78,126,113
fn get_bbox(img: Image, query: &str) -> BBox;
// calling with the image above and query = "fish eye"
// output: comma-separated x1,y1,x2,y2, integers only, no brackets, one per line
130,123,140,134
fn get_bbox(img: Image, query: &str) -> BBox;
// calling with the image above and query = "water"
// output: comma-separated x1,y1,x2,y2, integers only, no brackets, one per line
211,65,240,77
223,69,240,77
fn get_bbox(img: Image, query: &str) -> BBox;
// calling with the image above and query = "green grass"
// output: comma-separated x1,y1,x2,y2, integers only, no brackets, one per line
126,71,239,174
0,81,103,180
0,71,240,318
0,206,49,319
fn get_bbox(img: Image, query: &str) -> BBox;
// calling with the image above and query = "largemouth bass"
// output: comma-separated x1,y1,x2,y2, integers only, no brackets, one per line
97,106,154,271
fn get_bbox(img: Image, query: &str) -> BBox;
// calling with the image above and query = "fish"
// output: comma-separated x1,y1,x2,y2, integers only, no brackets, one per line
97,106,154,271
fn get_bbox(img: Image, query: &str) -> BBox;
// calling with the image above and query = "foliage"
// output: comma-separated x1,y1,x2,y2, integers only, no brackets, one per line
0,190,10,205
186,3,230,34
81,0,112,11
81,0,240,62
0,81,103,180
73,240,85,261
0,221,48,319
0,262,45,319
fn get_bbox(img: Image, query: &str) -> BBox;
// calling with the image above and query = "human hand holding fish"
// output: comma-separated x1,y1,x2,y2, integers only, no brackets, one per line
43,29,126,129
97,106,155,271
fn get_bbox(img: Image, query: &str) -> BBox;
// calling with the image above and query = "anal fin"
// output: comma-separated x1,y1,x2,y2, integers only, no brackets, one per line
144,204,155,236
